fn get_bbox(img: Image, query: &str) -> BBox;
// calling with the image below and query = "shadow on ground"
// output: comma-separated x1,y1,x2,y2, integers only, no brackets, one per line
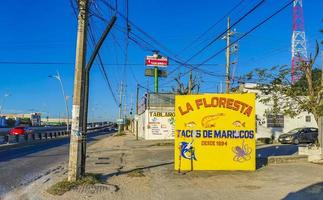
282,182,323,200
100,161,174,180
256,144,298,169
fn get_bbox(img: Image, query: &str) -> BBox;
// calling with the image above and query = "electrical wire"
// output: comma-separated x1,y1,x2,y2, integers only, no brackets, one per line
88,22,119,106
171,0,265,73
180,0,246,53
178,0,295,78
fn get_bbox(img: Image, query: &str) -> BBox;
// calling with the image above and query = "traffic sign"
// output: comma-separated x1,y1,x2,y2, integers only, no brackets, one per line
145,56,168,67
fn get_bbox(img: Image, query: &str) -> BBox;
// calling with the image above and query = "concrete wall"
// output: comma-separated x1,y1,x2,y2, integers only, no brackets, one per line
256,99,317,139
137,107,175,140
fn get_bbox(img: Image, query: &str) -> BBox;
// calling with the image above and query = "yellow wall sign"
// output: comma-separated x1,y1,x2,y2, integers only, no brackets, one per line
175,93,256,171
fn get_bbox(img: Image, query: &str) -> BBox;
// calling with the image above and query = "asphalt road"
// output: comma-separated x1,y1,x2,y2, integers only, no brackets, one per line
0,130,114,197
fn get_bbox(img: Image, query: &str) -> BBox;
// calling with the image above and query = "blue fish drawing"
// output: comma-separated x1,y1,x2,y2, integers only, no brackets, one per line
180,142,197,160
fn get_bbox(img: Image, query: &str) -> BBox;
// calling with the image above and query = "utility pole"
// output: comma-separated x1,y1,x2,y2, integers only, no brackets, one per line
124,102,127,129
118,81,124,134
68,0,88,182
136,84,139,140
188,69,193,94
220,81,223,93
320,50,323,154
154,66,158,93
123,85,127,129
224,17,233,93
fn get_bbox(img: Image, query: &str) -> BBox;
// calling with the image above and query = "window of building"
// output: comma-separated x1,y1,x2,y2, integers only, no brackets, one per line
306,116,311,122
267,114,284,128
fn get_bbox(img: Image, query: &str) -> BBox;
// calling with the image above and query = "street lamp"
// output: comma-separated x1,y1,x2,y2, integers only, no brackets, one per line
49,71,70,132
0,93,11,115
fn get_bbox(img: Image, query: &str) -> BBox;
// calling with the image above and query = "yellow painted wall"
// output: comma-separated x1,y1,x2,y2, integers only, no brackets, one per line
175,93,256,171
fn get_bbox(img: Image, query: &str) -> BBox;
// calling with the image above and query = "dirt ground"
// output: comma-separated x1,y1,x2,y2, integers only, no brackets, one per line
4,132,323,200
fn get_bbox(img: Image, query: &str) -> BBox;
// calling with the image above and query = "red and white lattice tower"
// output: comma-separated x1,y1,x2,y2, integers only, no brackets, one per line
291,0,307,84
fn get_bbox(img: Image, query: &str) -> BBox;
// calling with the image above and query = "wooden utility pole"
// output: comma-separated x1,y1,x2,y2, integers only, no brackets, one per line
225,17,231,93
68,0,88,181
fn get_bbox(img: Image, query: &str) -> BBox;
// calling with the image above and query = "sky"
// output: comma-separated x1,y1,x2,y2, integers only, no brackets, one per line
0,0,322,122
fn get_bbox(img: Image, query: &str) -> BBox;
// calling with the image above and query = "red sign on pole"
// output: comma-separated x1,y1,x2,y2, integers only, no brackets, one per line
145,56,168,67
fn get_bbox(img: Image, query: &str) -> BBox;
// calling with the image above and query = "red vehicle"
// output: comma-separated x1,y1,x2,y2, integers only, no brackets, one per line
9,127,32,135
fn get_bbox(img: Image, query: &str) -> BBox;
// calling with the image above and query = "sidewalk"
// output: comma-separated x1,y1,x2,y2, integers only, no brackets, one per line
7,132,323,200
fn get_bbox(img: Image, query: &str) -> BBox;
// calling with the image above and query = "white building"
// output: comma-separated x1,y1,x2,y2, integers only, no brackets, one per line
136,93,175,140
240,83,318,140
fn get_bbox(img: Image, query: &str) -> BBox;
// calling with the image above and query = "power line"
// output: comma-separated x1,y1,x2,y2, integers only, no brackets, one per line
180,0,246,53
179,0,265,66
0,60,225,66
128,33,225,78
92,2,216,80
95,0,216,76
88,22,119,106
178,0,295,79
88,0,271,84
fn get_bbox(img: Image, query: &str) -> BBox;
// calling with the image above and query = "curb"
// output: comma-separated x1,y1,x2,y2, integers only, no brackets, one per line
267,155,308,165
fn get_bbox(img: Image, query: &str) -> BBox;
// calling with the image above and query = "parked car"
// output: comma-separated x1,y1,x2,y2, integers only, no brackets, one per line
278,127,318,144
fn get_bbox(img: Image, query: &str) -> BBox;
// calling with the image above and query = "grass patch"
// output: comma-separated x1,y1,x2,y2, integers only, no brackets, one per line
127,169,145,177
47,173,103,196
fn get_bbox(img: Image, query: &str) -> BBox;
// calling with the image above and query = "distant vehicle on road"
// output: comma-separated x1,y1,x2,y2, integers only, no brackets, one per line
9,127,25,135
278,128,318,145
9,126,33,135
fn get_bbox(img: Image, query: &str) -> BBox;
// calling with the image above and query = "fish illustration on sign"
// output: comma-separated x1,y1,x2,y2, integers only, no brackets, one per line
180,142,197,160
184,121,196,128
201,113,225,128
232,120,246,127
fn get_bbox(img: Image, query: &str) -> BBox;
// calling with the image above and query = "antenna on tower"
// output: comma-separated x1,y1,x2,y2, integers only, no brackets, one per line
291,0,307,84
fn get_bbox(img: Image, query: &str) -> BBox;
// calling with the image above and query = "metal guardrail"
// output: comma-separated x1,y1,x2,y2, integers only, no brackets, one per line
0,126,111,145
0,126,68,137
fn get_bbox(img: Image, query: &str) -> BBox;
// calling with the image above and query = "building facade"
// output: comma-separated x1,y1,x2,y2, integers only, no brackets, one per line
136,93,175,140
240,83,317,140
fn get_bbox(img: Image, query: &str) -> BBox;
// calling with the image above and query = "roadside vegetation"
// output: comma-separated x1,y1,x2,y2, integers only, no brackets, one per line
47,173,103,196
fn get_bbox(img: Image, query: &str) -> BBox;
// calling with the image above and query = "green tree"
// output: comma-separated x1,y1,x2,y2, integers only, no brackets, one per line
241,42,322,124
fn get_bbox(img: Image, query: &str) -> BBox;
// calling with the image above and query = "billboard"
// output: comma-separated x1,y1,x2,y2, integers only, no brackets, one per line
175,93,256,171
145,56,168,67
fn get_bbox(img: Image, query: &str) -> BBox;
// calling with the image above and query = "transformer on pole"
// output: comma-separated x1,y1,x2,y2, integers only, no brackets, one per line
291,0,307,84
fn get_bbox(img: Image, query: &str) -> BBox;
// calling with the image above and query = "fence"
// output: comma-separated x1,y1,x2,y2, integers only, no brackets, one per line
0,126,110,145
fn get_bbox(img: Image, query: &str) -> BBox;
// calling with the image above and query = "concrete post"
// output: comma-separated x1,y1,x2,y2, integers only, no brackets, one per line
68,0,88,181
320,51,323,154
225,17,231,93
136,84,139,140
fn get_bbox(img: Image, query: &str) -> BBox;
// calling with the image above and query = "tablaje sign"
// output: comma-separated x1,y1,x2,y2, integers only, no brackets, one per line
175,93,256,171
